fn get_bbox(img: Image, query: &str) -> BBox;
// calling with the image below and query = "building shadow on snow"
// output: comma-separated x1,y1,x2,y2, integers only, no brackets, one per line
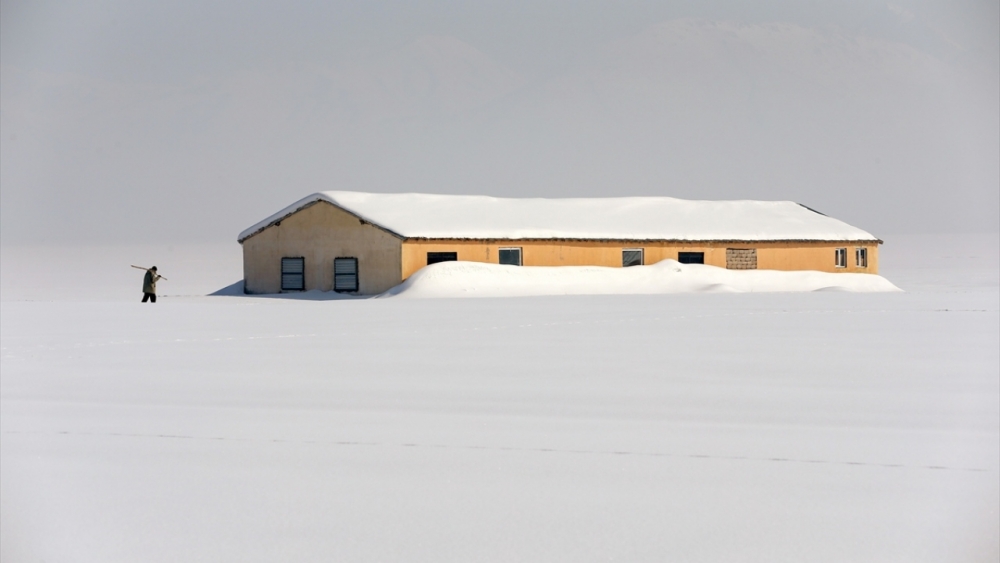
209,280,367,300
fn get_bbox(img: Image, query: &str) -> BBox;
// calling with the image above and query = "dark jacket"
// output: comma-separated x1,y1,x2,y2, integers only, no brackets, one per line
143,270,161,294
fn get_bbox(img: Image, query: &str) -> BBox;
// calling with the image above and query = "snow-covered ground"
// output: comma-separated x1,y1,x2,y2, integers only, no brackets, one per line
385,259,899,298
1,234,998,562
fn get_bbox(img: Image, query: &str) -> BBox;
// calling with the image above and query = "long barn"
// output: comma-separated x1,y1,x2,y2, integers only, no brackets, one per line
238,191,881,295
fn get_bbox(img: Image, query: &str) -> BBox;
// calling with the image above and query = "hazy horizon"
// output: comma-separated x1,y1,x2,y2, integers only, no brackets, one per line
2,0,997,245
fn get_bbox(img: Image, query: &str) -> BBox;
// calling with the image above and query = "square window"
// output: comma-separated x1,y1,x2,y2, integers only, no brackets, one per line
678,252,705,264
622,249,644,267
499,248,522,266
334,257,358,292
281,257,305,291
835,248,847,268
427,252,458,265
855,247,868,268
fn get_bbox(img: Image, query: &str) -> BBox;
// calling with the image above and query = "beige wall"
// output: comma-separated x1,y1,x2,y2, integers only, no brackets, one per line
242,202,880,294
401,239,879,279
242,201,402,294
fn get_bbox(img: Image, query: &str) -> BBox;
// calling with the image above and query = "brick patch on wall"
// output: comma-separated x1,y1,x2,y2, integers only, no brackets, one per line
726,248,757,270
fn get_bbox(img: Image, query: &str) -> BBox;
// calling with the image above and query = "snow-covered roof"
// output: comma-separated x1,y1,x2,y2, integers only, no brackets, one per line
238,191,879,243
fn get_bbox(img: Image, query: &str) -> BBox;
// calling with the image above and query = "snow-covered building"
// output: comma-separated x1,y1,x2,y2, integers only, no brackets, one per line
238,191,881,295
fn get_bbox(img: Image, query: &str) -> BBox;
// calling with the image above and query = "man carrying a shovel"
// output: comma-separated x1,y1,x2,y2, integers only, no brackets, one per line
133,265,166,303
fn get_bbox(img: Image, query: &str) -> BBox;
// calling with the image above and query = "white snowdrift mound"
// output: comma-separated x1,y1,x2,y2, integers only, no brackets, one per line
383,260,901,298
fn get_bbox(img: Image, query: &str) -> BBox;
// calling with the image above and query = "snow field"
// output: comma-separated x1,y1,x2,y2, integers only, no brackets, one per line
1,235,997,561
383,259,900,298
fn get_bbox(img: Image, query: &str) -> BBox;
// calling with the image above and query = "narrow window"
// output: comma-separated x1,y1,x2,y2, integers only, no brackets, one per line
499,248,522,266
427,252,458,265
333,257,358,292
855,247,868,268
622,249,644,267
835,248,847,268
678,252,705,264
281,257,305,291
726,248,757,270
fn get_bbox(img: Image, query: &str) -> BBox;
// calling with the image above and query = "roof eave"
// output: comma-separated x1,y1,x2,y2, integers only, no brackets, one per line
398,236,883,244
237,198,405,244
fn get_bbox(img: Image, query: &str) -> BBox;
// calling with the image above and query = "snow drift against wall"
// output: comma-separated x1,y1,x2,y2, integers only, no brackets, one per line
382,260,899,299
238,191,879,243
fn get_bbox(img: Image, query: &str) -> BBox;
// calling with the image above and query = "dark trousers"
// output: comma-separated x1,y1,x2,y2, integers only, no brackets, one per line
142,292,157,303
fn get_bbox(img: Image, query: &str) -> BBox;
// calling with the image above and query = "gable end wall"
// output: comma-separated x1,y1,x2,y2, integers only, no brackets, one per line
242,201,402,295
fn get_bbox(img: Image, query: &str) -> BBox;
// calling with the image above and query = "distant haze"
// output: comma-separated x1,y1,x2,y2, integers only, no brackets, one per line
1,0,997,244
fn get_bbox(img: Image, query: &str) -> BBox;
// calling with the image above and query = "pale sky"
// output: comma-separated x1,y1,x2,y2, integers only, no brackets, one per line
1,0,997,244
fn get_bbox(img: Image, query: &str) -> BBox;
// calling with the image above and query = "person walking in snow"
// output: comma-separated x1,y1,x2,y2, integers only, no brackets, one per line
141,266,162,303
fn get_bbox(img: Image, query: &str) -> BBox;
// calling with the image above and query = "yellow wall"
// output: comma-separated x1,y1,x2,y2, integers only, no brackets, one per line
242,201,402,294
401,239,879,280
242,201,880,294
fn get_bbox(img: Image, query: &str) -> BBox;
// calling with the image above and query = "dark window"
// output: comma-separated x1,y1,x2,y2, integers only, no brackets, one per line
281,257,305,291
678,252,705,264
427,252,458,265
622,249,644,267
835,248,847,268
855,247,868,268
333,257,358,292
499,248,522,266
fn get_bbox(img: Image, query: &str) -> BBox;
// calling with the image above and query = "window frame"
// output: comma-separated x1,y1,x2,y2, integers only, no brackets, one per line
855,247,868,268
622,248,644,267
498,247,522,266
427,252,458,265
677,251,705,264
333,257,359,293
835,248,847,268
280,257,305,291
